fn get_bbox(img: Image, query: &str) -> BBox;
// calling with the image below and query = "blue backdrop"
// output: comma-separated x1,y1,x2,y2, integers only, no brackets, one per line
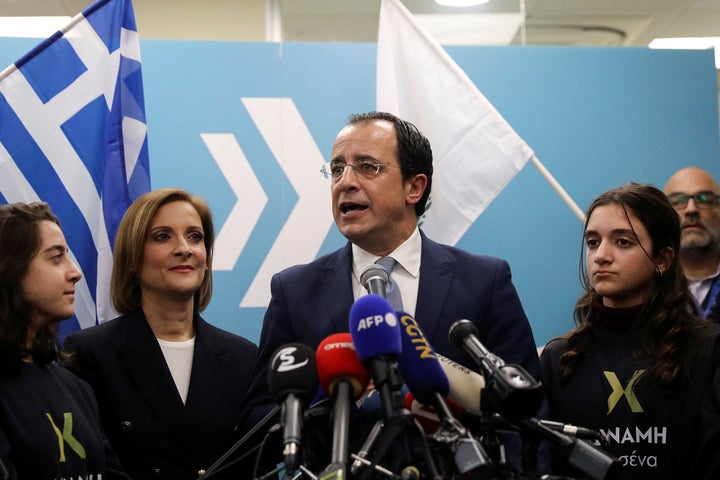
1,39,718,346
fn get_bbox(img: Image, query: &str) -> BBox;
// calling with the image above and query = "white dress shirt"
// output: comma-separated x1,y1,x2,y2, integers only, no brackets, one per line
351,226,422,317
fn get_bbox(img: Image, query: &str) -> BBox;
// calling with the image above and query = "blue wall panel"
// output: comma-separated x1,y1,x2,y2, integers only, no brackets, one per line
1,38,718,345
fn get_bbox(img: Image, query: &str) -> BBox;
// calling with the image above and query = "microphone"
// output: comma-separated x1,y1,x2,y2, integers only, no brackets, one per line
397,311,491,474
267,343,319,473
513,417,619,480
435,353,485,416
315,333,370,479
538,420,603,442
349,294,405,420
395,311,449,405
448,319,542,418
360,263,389,298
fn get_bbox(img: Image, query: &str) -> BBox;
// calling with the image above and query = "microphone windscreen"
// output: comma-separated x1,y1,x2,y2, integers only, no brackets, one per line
267,343,318,405
436,353,485,416
359,264,389,290
349,294,401,361
448,319,480,348
396,311,449,404
316,333,370,399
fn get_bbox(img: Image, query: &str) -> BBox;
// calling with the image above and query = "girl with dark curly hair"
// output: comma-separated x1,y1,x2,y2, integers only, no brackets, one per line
0,202,128,479
540,183,720,479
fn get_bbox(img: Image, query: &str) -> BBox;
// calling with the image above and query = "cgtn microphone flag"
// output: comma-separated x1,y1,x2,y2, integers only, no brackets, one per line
0,0,150,337
377,0,533,245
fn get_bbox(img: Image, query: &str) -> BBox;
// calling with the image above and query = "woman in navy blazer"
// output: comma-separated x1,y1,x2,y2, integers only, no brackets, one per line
63,188,258,480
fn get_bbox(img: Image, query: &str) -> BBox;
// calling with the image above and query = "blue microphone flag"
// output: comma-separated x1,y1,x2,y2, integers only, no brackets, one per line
349,294,401,361
397,311,449,405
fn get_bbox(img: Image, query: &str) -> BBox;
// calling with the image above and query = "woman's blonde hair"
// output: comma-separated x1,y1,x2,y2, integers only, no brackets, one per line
111,188,214,314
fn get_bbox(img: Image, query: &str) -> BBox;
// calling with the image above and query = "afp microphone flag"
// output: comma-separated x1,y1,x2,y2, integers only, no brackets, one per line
377,0,533,245
0,0,150,336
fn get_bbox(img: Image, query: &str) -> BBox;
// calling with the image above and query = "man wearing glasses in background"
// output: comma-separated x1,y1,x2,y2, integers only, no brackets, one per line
664,166,720,320
241,111,542,474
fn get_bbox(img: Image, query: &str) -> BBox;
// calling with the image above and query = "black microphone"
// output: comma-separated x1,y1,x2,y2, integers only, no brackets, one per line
448,319,542,418
513,417,619,480
360,263,389,298
538,420,603,442
267,343,319,473
315,333,370,479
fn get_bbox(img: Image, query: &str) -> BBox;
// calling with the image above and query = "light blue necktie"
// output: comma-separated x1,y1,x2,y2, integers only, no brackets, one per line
375,256,404,311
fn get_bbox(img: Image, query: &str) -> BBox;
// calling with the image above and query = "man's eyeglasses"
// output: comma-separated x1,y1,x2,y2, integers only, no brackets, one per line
320,159,399,181
667,191,720,210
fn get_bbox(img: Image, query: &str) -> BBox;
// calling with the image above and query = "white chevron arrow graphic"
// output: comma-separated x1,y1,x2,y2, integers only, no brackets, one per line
201,133,268,270
240,97,333,307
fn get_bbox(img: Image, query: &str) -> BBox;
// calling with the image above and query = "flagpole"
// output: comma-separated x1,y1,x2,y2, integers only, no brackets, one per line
530,155,586,222
0,63,16,82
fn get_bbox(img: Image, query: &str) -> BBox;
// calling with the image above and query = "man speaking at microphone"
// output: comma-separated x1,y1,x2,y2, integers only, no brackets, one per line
242,112,542,464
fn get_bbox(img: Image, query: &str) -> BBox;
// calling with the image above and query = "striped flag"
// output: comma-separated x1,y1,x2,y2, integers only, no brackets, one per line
0,0,150,338
377,0,533,245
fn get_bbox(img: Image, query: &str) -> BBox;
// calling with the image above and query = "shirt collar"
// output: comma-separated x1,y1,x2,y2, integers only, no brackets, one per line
352,227,421,280
687,261,720,283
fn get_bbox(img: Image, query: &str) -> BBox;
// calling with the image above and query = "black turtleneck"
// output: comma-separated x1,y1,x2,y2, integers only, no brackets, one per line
540,300,720,480
593,299,645,333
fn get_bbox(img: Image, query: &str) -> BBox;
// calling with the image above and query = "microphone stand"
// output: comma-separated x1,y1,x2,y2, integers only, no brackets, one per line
487,413,619,480
465,398,518,479
353,411,442,480
198,405,280,479
485,412,540,478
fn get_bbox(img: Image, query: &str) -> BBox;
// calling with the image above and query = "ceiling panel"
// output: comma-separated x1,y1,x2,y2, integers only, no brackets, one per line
0,0,718,49
0,0,717,92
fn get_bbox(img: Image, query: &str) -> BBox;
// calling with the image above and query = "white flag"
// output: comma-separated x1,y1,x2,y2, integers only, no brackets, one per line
377,0,533,245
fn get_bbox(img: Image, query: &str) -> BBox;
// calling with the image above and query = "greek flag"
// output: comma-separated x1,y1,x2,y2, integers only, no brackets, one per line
0,0,150,338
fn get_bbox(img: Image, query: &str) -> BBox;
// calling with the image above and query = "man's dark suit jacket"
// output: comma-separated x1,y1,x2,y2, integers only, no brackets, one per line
243,231,541,433
62,311,258,480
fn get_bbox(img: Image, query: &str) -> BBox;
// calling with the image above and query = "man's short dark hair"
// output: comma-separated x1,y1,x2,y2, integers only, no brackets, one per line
348,111,433,217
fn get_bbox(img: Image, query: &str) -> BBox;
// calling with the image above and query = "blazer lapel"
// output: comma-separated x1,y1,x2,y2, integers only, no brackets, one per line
320,242,355,333
117,313,200,459
184,317,229,418
415,232,455,341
